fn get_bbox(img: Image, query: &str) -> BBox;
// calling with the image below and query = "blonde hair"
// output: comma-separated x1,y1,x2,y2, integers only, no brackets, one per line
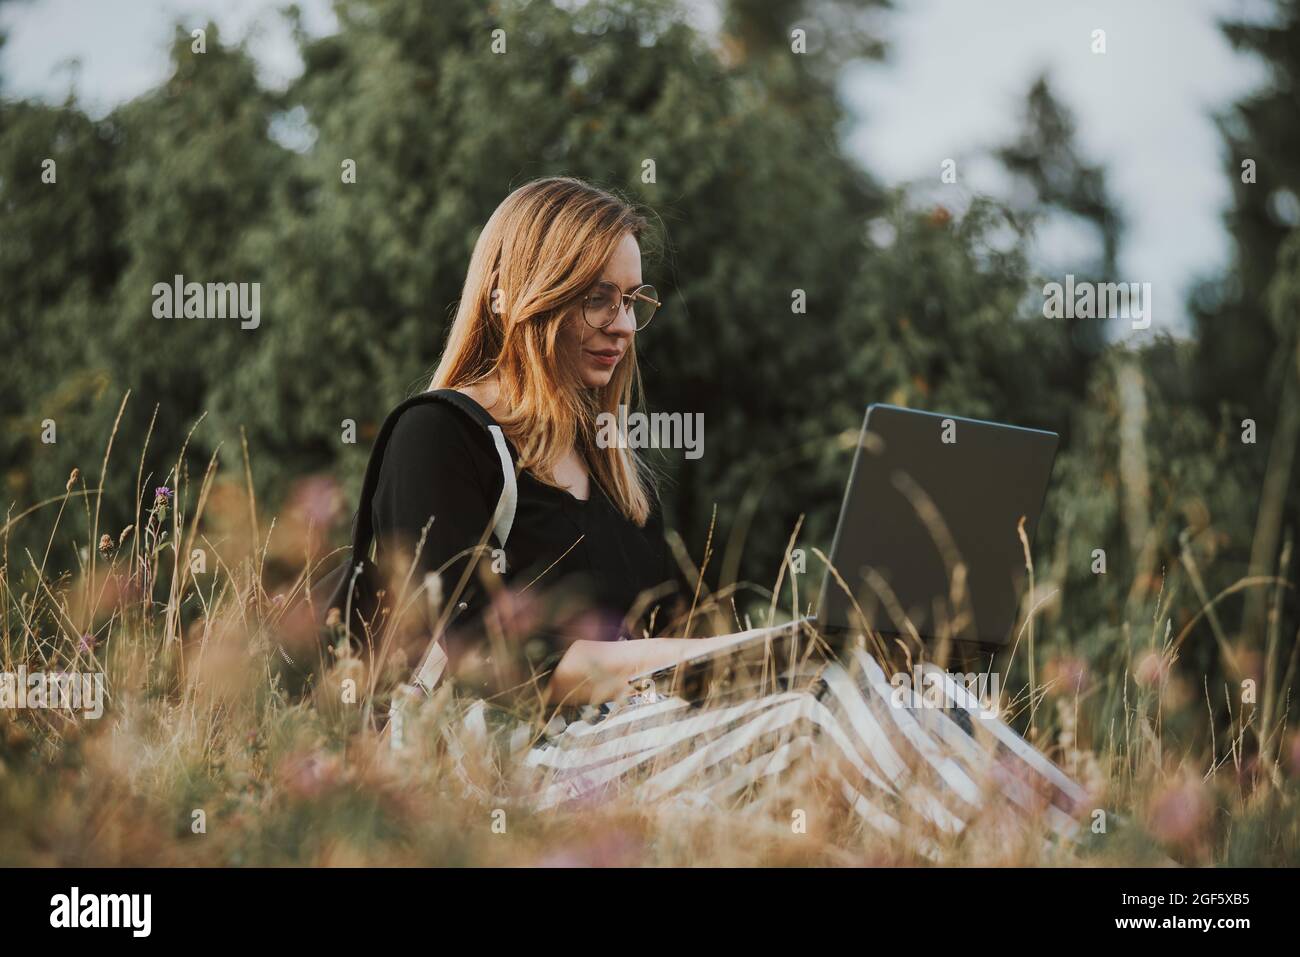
430,177,655,525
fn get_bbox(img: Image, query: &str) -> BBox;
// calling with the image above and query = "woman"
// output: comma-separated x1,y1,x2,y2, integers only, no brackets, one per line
371,176,742,707
371,176,1089,852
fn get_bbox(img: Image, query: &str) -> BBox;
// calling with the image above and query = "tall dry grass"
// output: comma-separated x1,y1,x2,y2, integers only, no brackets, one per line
1,391,1298,866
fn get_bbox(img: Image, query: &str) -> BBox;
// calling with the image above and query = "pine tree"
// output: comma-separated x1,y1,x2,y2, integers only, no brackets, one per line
1191,0,1300,421
1190,0,1300,639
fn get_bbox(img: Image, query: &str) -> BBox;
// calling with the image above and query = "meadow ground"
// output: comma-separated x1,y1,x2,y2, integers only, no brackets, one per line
2,416,1297,867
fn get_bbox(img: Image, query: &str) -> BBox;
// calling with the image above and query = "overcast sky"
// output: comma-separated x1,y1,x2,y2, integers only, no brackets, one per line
0,0,1275,336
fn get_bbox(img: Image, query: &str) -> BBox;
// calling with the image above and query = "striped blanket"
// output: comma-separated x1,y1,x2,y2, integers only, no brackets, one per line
433,634,1090,860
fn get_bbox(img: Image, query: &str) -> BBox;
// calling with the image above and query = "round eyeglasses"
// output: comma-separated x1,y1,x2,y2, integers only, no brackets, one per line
581,281,660,331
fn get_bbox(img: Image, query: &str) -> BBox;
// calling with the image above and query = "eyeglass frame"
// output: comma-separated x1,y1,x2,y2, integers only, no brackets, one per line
580,280,661,331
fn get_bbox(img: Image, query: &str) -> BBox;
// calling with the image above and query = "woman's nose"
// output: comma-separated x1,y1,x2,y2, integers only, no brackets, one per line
608,299,637,336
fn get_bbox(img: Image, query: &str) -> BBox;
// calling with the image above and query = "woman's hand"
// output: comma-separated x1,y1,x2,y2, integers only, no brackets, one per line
546,635,745,707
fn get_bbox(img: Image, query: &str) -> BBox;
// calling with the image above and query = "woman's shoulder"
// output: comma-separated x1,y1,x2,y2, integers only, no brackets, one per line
372,395,501,520
383,394,496,462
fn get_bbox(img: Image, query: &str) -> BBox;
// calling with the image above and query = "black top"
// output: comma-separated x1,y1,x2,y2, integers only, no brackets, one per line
370,395,685,690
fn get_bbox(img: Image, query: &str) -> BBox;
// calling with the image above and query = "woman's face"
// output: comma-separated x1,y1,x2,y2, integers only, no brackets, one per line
560,232,642,389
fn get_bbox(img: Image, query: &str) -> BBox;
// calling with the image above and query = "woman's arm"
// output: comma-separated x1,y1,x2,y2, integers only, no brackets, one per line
371,403,502,651
546,634,745,706
373,404,496,574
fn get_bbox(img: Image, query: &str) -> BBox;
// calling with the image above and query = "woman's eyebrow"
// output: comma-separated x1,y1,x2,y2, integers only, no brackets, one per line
601,279,646,294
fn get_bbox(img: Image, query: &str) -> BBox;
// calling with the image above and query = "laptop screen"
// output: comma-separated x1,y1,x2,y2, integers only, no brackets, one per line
816,404,1058,647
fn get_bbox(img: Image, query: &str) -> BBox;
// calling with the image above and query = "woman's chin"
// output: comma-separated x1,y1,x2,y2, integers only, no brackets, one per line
580,366,616,389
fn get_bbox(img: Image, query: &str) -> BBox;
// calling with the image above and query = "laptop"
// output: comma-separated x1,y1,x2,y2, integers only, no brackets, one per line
816,403,1058,646
631,404,1058,689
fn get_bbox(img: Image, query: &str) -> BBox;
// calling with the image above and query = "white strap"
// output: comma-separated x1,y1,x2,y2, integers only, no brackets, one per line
412,640,448,695
488,424,517,547
408,422,516,700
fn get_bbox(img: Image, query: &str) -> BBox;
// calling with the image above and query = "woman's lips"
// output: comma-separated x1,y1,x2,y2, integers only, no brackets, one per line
586,349,621,367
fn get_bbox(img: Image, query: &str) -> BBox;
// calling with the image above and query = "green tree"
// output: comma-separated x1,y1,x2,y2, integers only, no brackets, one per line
0,97,122,509
1191,0,1300,420
233,0,890,591
1187,0,1300,640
